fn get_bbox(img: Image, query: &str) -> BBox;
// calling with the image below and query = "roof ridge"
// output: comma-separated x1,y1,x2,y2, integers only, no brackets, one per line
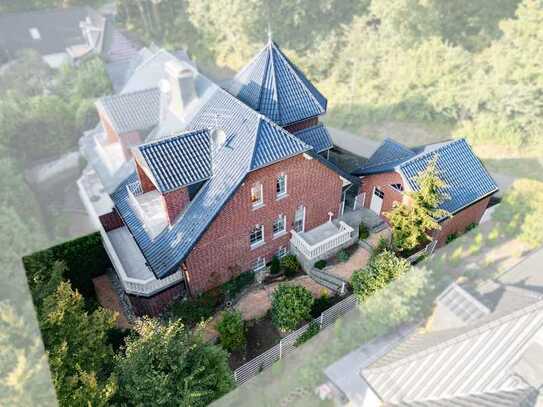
365,298,543,373
138,128,209,151
270,42,325,114
360,138,415,170
399,139,461,169
100,85,159,102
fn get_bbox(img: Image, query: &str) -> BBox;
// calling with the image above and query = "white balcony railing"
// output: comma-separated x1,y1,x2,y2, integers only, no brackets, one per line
290,221,354,260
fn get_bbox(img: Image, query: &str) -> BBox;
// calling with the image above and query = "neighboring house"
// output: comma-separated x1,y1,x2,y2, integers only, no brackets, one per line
78,40,350,315
324,248,543,406
352,138,499,247
0,6,138,71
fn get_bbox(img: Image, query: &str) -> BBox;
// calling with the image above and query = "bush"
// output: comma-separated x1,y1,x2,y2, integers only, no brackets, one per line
270,256,281,275
217,310,246,351
373,237,392,257
294,321,320,347
23,232,109,301
222,271,255,299
314,260,327,270
446,233,458,244
311,292,333,318
336,249,350,263
351,250,411,302
281,255,300,278
271,284,314,332
170,290,223,326
465,223,477,233
359,223,369,240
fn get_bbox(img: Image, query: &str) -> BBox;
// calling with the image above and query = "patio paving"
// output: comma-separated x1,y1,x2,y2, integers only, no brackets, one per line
93,274,131,329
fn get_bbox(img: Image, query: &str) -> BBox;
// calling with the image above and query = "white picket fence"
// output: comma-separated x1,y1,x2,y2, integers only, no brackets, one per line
233,295,357,385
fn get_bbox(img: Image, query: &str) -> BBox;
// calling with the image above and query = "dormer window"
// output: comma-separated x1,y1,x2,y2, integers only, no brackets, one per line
276,173,287,198
390,183,404,192
250,224,264,248
251,183,263,208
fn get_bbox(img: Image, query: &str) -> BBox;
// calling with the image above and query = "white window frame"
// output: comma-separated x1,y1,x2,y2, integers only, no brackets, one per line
276,173,287,199
294,205,306,233
252,257,266,273
250,224,265,248
251,183,264,208
272,214,287,238
276,246,288,259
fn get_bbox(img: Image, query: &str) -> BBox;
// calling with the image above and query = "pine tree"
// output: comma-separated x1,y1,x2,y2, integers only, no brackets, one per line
385,157,450,252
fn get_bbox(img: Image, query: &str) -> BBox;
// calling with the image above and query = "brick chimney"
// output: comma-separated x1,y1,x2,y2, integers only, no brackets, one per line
165,60,196,119
162,187,191,224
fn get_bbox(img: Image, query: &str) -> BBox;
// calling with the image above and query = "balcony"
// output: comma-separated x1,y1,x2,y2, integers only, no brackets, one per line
290,220,356,262
127,181,168,239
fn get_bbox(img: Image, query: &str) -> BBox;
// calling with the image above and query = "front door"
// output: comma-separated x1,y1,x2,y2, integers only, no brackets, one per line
370,187,384,215
294,205,305,232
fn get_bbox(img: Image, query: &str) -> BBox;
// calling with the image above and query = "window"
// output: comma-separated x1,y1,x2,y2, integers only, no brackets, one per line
276,173,287,198
251,183,263,207
276,246,288,259
252,257,266,273
294,205,305,232
374,187,384,199
390,183,404,192
273,214,286,237
249,224,264,247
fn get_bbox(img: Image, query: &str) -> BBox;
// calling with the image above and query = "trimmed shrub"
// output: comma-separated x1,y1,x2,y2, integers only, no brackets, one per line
294,321,320,347
446,233,458,244
336,249,350,263
222,271,255,299
373,237,392,257
351,250,411,302
314,260,327,270
359,223,369,240
23,232,109,301
281,255,300,278
270,256,281,275
217,310,246,352
271,284,314,332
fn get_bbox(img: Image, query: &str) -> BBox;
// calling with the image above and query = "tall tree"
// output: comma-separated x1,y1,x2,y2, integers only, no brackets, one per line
385,157,450,252
114,317,234,406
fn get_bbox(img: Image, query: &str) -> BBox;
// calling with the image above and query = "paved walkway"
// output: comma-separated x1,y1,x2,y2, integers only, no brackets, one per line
93,274,131,329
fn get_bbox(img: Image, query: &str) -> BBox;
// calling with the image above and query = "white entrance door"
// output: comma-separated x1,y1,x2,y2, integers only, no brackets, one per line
370,187,384,215
294,205,305,232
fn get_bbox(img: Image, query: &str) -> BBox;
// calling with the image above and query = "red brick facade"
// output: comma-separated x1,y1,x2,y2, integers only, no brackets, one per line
163,187,190,224
128,282,184,316
183,153,343,295
433,197,490,247
99,210,124,232
360,172,406,216
360,170,491,247
135,160,156,193
99,111,141,160
284,117,319,133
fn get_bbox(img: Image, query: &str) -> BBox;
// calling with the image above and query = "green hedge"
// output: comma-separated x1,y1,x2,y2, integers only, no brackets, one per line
23,232,109,300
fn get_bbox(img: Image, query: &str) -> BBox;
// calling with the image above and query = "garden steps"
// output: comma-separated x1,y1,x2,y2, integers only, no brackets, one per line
307,267,346,294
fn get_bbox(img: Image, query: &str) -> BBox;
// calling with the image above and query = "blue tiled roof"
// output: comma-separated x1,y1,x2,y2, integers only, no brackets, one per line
137,129,212,193
399,139,498,214
111,86,310,278
353,138,416,175
293,124,333,153
229,40,327,126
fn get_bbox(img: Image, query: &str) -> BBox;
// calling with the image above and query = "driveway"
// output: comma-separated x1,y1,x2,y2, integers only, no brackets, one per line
328,127,380,158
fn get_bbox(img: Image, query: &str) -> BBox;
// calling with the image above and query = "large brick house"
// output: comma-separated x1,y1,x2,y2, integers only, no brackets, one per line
79,40,353,315
352,138,499,247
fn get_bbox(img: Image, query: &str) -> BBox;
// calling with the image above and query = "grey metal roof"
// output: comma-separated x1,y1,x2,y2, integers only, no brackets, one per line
362,299,543,405
137,129,212,193
111,85,310,278
436,283,490,324
228,40,327,126
97,87,160,133
353,138,416,175
293,124,333,153
0,7,90,59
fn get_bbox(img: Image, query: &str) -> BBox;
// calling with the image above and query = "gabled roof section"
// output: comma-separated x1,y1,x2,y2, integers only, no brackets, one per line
229,40,327,126
353,138,415,175
399,139,498,214
363,299,543,405
97,87,160,133
293,124,334,153
137,129,212,193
